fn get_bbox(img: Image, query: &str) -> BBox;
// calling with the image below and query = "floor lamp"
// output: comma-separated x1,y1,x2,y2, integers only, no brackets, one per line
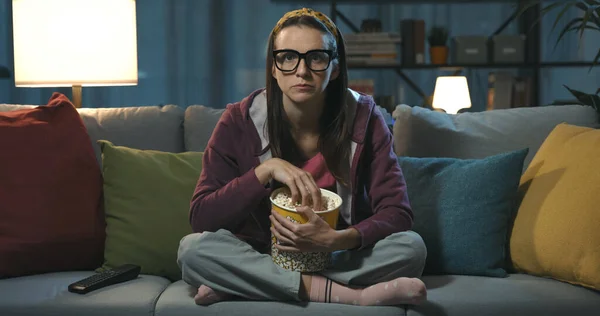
11,0,138,108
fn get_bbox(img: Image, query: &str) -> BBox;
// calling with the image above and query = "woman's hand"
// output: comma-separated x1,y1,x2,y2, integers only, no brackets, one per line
270,206,336,253
255,158,322,211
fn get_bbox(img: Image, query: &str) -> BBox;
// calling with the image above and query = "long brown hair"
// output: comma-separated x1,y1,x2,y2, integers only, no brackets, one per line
265,14,351,185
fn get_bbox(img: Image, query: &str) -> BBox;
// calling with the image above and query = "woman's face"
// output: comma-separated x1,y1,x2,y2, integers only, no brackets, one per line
272,25,339,105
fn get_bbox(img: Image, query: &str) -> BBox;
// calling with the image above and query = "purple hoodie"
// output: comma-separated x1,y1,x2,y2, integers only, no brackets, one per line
190,88,413,252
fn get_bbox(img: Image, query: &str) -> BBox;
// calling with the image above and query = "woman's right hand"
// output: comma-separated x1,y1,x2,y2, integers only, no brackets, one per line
255,158,322,211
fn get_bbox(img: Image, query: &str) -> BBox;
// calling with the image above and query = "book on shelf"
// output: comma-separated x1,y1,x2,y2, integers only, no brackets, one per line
345,32,401,66
348,79,375,96
348,79,395,119
512,76,533,107
346,47,398,55
345,32,401,43
400,19,425,66
487,72,533,110
347,57,399,66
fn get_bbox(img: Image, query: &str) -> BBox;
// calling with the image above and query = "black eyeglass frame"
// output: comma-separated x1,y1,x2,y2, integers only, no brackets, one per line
272,49,338,72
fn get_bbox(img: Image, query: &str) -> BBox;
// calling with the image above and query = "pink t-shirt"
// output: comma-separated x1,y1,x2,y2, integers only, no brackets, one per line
300,152,336,192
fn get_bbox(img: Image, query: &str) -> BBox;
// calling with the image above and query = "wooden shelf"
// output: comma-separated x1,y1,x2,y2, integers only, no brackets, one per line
347,61,598,70
0,66,10,79
538,61,598,68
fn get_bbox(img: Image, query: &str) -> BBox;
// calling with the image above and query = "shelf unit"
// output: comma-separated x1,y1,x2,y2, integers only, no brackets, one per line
272,0,598,107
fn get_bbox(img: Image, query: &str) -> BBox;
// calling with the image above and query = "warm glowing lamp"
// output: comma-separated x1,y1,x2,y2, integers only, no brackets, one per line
12,0,138,108
432,76,472,114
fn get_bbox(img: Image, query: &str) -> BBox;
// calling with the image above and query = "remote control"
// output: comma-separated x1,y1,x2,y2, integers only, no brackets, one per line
68,264,141,294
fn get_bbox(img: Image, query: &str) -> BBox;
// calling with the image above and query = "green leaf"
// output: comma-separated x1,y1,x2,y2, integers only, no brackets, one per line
515,0,540,18
554,18,583,49
562,24,600,35
580,8,594,38
560,1,600,29
575,2,590,11
540,1,572,17
565,85,600,109
564,85,587,100
564,24,598,32
592,95,600,109
593,48,600,67
590,6,600,28
518,1,564,33
556,25,600,56
552,3,579,33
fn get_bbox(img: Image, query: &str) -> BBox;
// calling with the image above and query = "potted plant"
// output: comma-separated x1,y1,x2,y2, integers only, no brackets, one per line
517,0,600,111
428,26,449,65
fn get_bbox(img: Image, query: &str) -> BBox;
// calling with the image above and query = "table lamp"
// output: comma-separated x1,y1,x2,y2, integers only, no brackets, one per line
432,76,472,114
12,0,138,108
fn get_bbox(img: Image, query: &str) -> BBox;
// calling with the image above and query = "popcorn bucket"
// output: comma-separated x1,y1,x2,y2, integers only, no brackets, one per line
269,187,342,272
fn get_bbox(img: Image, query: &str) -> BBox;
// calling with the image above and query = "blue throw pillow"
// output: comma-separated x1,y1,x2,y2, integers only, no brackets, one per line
398,148,528,277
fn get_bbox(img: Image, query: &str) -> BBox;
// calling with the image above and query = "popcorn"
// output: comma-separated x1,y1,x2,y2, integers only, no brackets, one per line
272,190,337,211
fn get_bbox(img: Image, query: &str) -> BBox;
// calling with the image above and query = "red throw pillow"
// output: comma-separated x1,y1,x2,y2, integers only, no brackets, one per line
0,93,105,277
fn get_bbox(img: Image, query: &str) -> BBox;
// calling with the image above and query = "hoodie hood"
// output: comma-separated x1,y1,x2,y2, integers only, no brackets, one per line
241,88,374,155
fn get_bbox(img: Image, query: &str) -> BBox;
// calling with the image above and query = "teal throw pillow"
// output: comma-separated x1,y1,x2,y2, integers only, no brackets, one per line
398,148,528,277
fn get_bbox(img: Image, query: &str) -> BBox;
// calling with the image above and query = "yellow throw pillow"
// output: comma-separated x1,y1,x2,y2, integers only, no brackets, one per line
510,123,600,290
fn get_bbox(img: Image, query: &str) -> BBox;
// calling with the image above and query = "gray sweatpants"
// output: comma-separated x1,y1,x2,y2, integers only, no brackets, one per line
177,229,427,302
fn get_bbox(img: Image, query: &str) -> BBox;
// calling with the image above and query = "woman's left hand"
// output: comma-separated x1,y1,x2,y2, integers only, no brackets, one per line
270,206,336,253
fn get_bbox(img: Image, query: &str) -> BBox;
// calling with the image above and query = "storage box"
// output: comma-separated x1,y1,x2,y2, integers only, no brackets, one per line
491,35,526,63
452,36,488,64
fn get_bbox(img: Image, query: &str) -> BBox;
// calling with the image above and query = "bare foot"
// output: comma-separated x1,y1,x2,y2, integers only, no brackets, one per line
194,285,233,305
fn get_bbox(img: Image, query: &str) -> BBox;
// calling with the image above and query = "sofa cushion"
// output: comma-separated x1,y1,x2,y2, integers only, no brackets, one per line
184,105,225,152
154,280,406,316
0,93,105,278
392,104,600,170
510,123,600,290
0,104,36,112
0,271,170,316
0,104,186,167
406,274,600,316
78,105,186,167
98,141,201,281
398,149,528,277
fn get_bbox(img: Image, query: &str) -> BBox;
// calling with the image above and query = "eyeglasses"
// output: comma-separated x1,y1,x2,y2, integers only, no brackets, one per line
273,49,337,72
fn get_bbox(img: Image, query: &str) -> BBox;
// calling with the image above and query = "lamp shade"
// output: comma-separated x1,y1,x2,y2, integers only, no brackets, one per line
432,76,472,114
12,0,138,87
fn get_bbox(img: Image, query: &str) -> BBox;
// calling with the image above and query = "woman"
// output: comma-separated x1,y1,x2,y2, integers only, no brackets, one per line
177,8,427,307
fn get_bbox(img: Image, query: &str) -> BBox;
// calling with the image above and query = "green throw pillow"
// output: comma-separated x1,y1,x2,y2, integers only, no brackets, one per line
398,148,528,277
97,140,201,281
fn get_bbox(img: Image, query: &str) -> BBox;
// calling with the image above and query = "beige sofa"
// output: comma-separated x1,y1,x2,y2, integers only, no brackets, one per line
0,100,599,316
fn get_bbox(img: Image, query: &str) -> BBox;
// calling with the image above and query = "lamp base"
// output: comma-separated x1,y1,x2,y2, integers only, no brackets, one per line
72,85,82,108
421,95,434,109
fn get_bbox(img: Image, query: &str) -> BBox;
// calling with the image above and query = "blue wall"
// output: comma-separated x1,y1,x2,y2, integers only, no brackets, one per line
0,0,598,111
